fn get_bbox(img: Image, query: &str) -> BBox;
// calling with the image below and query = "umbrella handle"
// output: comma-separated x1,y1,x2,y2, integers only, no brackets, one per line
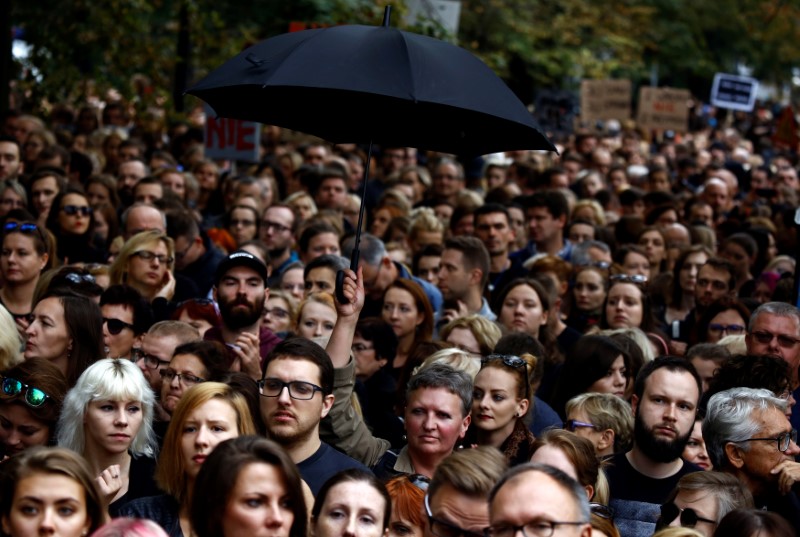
335,250,358,304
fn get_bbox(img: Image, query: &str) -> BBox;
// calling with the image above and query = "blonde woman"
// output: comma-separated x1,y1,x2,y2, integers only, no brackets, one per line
109,231,176,302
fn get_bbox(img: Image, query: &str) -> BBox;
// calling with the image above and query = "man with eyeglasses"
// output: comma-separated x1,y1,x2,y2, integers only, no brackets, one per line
487,463,591,537
704,387,800,529
136,320,199,405
259,337,368,495
261,204,299,288
746,301,800,431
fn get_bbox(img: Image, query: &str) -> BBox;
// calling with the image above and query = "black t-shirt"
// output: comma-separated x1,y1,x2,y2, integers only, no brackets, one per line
606,452,700,537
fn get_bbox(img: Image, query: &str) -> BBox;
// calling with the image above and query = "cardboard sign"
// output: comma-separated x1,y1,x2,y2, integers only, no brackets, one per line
636,86,690,132
204,104,261,162
580,79,631,123
710,73,758,112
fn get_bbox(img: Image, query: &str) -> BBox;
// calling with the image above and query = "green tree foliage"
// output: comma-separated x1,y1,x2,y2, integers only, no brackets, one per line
10,0,800,114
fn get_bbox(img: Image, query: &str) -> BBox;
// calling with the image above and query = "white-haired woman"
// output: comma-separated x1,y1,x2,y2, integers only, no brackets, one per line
56,358,159,516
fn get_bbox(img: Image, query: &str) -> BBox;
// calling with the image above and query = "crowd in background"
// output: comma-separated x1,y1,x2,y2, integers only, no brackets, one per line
0,96,796,537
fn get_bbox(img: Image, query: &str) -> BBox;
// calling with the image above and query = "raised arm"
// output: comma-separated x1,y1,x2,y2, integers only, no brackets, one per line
322,267,391,465
326,267,364,369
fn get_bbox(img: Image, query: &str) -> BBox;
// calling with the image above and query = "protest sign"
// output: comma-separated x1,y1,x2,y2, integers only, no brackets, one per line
710,73,758,112
636,86,690,132
580,79,631,123
204,104,261,162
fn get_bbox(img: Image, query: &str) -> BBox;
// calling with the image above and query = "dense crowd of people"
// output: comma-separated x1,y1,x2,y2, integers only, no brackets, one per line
0,99,796,537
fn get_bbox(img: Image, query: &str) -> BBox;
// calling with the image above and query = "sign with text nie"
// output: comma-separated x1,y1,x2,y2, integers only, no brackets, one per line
580,79,631,123
204,105,261,161
710,73,758,112
637,86,690,132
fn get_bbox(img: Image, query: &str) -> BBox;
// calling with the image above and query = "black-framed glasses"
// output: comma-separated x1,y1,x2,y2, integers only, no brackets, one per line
749,330,800,349
103,317,135,335
3,222,45,242
425,494,484,537
484,520,588,537
257,378,323,400
740,429,797,452
589,503,614,520
62,205,93,216
134,349,171,370
708,323,745,335
1,377,49,407
481,354,529,399
564,419,596,432
159,369,206,387
132,250,174,265
609,274,647,284
659,502,716,528
407,474,430,491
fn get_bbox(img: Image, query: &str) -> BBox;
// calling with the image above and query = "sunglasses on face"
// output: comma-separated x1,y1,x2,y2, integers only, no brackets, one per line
750,330,800,349
1,377,50,407
659,502,716,528
62,205,93,216
564,419,596,432
103,317,135,335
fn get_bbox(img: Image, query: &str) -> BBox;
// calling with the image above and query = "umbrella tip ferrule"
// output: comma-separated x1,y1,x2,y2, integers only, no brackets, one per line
382,5,392,27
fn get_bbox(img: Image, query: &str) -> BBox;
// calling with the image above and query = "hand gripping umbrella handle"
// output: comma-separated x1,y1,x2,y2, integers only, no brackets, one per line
335,251,359,304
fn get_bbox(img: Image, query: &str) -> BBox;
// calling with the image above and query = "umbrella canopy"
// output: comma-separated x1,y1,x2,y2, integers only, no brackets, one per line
188,21,554,156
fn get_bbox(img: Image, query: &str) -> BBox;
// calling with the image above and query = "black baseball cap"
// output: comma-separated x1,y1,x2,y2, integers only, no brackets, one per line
215,251,269,286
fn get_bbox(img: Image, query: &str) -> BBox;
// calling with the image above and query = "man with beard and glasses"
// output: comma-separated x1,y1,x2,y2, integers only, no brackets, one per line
606,356,703,537
204,251,282,380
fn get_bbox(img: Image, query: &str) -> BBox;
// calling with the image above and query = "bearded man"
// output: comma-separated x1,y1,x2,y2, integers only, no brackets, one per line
605,357,703,537
204,251,281,380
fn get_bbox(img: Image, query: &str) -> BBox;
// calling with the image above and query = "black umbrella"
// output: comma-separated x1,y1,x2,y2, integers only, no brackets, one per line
188,6,555,300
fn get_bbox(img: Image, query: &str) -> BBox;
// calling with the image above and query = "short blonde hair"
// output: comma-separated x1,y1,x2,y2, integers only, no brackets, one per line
565,392,634,453
439,314,502,356
415,348,480,380
155,382,257,502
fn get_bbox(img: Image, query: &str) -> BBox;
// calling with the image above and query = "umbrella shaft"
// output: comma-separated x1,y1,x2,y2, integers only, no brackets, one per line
350,139,373,271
